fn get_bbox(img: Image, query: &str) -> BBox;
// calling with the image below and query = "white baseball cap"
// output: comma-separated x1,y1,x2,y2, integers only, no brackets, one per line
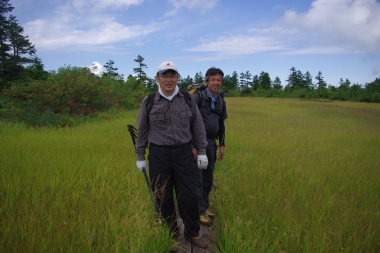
157,61,178,74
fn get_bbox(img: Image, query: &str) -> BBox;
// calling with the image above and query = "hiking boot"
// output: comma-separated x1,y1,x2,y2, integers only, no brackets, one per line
206,209,215,219
199,214,212,226
184,234,208,249
169,238,179,252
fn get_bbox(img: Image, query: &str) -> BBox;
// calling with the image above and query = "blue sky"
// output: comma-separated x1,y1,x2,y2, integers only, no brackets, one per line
11,0,380,86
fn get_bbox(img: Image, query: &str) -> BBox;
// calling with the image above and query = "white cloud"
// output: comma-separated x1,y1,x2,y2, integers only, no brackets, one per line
373,63,380,74
24,16,164,49
60,0,145,13
187,0,380,59
278,0,380,53
89,61,103,76
21,0,159,50
186,35,286,58
165,0,219,17
280,45,358,55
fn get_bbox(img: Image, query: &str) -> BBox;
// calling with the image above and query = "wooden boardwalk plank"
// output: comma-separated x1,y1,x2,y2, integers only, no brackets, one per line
175,215,216,253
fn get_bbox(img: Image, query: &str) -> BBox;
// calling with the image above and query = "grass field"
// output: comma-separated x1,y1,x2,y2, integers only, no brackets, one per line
1,97,379,252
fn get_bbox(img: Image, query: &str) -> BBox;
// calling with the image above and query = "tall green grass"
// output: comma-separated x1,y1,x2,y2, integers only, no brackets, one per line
0,111,172,253
213,98,380,252
1,98,379,252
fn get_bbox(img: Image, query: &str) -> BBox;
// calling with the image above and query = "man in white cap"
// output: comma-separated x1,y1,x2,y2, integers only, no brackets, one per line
135,61,209,251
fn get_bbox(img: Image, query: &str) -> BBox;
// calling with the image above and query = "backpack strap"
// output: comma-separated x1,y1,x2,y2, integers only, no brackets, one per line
146,93,155,112
197,89,206,108
198,89,224,116
145,92,155,124
180,90,191,109
217,93,225,112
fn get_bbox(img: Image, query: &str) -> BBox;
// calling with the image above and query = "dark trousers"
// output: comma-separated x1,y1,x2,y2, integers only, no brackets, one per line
148,142,200,237
196,142,216,215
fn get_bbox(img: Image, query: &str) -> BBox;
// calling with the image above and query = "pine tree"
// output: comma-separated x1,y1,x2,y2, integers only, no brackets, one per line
252,75,260,90
25,56,49,80
339,78,350,90
223,71,238,92
259,71,271,90
286,67,297,89
179,75,194,90
194,71,204,83
296,70,304,88
315,71,327,90
103,59,120,79
231,71,239,90
0,0,13,61
273,76,282,90
245,70,252,91
0,0,37,88
239,72,246,92
133,55,148,82
303,71,313,89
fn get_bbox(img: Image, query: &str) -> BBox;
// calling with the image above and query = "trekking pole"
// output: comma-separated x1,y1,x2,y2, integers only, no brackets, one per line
127,125,161,217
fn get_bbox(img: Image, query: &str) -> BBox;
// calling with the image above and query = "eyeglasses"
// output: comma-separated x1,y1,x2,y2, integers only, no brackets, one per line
159,75,178,80
209,78,222,82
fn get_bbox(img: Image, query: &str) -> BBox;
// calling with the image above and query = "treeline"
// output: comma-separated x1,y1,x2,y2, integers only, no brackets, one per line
178,67,380,103
2,57,379,127
214,67,380,103
1,0,380,127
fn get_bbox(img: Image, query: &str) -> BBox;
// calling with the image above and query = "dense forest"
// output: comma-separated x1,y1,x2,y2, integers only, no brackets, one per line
1,0,379,127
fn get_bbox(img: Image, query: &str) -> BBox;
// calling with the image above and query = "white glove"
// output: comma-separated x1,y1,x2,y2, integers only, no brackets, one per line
136,160,147,172
197,155,208,169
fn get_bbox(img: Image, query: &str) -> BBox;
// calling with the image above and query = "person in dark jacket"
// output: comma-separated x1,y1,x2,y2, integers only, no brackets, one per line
193,67,227,226
135,61,209,251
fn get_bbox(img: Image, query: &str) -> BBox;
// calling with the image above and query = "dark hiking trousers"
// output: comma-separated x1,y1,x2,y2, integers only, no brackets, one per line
196,142,216,215
148,142,200,237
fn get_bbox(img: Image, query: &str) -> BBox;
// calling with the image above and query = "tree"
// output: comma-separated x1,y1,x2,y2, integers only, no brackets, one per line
284,67,304,89
252,75,260,90
315,71,327,90
339,78,350,90
273,76,282,90
0,1,37,88
223,72,238,92
8,15,36,61
338,78,344,87
133,55,148,83
144,77,156,92
364,77,380,93
194,71,204,83
239,72,246,92
103,59,120,79
239,71,252,93
25,56,49,81
223,71,238,92
245,71,252,91
296,70,304,88
285,67,296,89
259,71,271,90
178,75,193,90
0,0,13,58
303,71,313,89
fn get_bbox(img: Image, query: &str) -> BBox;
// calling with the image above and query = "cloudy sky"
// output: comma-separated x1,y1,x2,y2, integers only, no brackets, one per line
11,0,380,86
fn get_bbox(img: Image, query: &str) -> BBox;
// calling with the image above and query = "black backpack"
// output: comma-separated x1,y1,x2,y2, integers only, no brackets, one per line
187,83,207,95
186,83,225,116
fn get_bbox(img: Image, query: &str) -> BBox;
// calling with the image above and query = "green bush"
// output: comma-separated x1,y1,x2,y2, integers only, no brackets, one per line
19,107,74,127
224,89,241,97
0,66,145,127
